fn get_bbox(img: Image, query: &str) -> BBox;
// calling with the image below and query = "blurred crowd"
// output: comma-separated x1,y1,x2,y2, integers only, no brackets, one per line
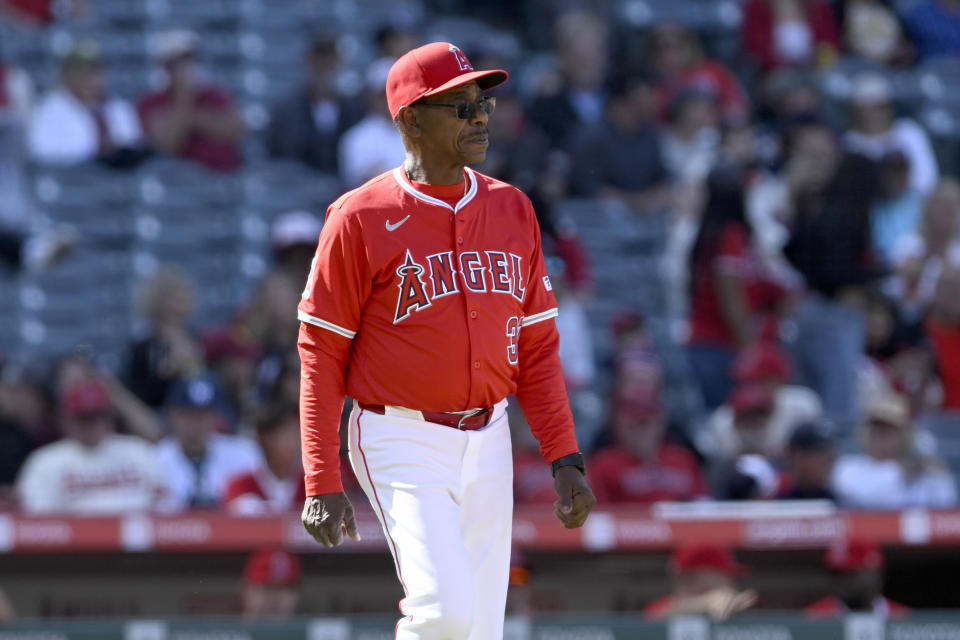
3,0,960,523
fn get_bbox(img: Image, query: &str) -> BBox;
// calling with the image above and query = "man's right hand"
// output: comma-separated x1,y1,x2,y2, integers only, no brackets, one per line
301,492,361,548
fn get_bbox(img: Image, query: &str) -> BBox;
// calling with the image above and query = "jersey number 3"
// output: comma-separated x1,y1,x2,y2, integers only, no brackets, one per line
506,316,520,366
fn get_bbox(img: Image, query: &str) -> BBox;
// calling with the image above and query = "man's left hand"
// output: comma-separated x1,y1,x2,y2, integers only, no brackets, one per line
553,466,596,529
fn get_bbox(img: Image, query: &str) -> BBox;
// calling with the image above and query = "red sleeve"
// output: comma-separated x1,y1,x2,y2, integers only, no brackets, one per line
741,0,774,69
199,86,234,109
514,202,580,464
298,202,371,496
811,1,841,49
713,224,750,273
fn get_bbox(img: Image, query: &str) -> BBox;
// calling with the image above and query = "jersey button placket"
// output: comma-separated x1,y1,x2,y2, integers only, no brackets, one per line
470,310,478,319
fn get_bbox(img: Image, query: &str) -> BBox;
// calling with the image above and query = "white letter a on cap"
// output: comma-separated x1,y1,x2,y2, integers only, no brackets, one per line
449,45,473,71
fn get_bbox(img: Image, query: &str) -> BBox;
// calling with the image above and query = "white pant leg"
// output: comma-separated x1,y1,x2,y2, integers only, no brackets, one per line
348,405,476,640
460,410,514,640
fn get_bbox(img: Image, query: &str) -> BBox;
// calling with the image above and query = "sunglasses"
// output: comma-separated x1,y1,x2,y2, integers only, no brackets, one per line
417,96,496,120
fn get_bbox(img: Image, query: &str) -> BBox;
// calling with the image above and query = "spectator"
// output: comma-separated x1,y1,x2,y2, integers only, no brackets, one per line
242,548,301,620
473,87,551,198
0,368,40,509
700,343,822,460
267,35,360,173
588,386,709,503
741,0,841,71
138,29,244,172
528,10,610,147
686,167,789,410
201,327,261,429
269,210,323,289
887,178,960,318
832,394,957,508
840,0,914,66
568,73,670,214
27,41,143,166
661,91,721,188
643,545,757,621
843,73,938,196
338,60,405,188
609,309,663,389
126,266,204,409
783,118,881,431
154,374,262,511
650,23,749,123
225,403,304,515
15,378,161,514
711,383,788,499
870,152,924,266
551,258,595,392
805,540,908,617
903,0,960,60
928,264,960,411
780,421,836,500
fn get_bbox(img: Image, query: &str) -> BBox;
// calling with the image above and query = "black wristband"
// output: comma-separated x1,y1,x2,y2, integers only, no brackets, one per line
551,452,585,477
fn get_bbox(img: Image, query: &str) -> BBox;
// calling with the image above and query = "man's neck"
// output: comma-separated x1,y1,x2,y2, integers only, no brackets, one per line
404,154,465,186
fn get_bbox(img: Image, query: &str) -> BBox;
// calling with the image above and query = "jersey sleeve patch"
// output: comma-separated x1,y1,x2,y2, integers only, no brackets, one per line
297,310,357,339
521,307,559,327
542,275,553,291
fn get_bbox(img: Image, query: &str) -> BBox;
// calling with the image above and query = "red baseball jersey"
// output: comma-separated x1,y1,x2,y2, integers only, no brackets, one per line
298,167,579,495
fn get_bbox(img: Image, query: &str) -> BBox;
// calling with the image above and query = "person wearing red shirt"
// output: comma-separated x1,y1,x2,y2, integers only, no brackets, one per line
927,264,960,410
741,0,841,71
687,167,788,410
589,386,709,504
225,403,305,515
296,43,594,639
805,540,909,618
643,545,757,620
242,548,301,621
138,30,244,172
649,24,749,123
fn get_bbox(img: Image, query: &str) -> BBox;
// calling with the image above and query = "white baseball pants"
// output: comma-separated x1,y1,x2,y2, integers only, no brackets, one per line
348,399,514,640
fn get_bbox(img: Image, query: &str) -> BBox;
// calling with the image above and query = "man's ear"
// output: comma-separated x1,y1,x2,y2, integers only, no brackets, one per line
397,106,422,139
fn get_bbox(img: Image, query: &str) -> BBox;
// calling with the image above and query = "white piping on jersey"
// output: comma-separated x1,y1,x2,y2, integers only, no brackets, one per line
392,166,478,214
297,310,357,339
521,308,559,327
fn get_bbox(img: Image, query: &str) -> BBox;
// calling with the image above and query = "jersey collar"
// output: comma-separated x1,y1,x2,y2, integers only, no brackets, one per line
392,166,478,214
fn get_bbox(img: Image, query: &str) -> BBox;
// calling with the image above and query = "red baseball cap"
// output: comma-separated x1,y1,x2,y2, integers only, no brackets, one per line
244,548,301,586
825,539,884,572
61,379,112,416
730,383,776,417
733,342,792,383
672,545,746,576
386,42,508,120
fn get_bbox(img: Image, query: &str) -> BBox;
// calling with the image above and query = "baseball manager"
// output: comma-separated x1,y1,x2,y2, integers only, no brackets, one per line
298,41,596,639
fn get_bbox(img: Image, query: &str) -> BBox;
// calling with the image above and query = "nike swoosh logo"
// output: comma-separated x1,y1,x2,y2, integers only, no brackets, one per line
385,215,411,231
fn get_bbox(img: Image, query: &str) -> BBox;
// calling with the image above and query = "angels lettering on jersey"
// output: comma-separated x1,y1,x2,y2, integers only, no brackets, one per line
394,248,526,324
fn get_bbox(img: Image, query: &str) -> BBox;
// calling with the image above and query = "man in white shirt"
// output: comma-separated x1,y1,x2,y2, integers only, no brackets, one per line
27,40,142,166
832,394,957,509
154,373,262,511
843,73,939,195
700,342,822,460
16,378,161,514
337,59,405,188
225,403,304,515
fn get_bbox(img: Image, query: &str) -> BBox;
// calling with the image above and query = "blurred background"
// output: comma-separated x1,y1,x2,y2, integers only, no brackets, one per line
2,0,960,637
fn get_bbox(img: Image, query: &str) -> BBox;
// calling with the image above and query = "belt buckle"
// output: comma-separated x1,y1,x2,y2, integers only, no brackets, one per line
457,408,485,429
